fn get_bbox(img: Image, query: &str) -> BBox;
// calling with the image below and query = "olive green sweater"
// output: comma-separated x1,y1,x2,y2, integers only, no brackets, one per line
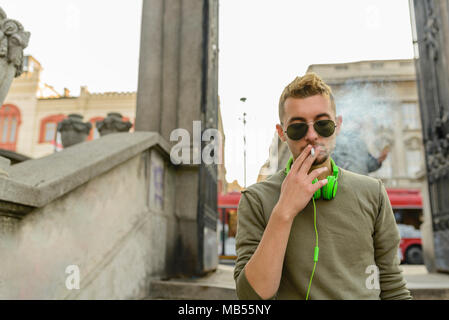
234,168,412,300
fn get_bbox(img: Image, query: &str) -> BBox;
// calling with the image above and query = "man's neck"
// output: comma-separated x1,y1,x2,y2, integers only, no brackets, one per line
310,157,332,180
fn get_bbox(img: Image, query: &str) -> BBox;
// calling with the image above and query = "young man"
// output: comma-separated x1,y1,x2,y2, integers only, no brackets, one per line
234,73,412,300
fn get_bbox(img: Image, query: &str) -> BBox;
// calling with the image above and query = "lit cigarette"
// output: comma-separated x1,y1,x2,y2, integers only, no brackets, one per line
311,147,315,156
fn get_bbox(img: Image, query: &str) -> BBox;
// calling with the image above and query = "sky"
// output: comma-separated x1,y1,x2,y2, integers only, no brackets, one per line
1,0,414,187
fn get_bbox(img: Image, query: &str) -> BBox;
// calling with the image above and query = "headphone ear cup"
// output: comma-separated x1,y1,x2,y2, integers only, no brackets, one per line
323,176,336,200
332,179,338,198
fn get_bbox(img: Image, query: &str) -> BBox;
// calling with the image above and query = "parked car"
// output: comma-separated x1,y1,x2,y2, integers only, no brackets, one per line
397,223,423,265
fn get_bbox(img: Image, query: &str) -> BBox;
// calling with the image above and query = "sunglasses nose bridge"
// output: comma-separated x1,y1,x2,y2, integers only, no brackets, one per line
305,122,319,140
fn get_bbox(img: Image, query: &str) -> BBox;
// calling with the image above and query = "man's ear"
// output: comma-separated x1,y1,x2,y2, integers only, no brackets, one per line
276,123,287,142
336,115,343,135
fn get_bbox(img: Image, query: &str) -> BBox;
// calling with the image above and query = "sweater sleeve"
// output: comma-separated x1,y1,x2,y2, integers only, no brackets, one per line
374,180,413,300
234,190,276,300
366,153,382,173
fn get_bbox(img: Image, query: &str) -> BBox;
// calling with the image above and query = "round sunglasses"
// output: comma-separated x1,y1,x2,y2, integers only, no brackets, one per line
284,119,337,140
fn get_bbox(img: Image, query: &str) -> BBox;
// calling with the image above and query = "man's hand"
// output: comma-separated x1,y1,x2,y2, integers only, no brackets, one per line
276,145,329,221
377,147,389,164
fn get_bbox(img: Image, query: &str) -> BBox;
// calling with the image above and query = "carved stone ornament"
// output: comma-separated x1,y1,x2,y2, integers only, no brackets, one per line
96,112,132,136
0,7,30,76
57,114,92,148
418,0,449,183
423,0,440,62
0,6,30,106
426,111,449,182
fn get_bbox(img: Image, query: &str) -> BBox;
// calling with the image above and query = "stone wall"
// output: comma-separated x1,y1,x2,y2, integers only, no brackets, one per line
0,132,177,299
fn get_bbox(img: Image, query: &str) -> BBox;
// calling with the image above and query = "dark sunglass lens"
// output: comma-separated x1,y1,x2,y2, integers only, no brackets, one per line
286,123,308,140
314,120,335,137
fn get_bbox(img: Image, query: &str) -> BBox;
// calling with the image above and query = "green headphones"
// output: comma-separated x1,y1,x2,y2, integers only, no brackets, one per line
284,156,339,200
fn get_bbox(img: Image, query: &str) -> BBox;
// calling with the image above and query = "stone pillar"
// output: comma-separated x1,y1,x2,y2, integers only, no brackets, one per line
96,112,132,136
57,114,92,148
411,0,449,272
136,0,219,276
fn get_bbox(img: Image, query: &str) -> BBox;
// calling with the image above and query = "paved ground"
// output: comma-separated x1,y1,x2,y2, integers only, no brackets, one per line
402,265,449,289
204,264,449,289
149,264,449,299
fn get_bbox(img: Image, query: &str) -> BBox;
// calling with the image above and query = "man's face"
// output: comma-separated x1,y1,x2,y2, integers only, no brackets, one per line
276,94,342,165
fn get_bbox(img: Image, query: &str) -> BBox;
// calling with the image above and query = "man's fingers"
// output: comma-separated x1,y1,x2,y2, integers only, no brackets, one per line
308,167,329,183
311,178,328,193
290,145,312,174
298,146,318,176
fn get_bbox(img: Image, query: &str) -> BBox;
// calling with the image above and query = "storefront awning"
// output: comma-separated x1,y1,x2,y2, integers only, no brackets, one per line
386,188,422,209
218,189,423,210
218,191,241,208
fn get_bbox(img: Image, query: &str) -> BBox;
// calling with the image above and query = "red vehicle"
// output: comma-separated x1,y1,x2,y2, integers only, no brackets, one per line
217,192,241,259
399,237,423,264
386,188,423,265
218,188,424,264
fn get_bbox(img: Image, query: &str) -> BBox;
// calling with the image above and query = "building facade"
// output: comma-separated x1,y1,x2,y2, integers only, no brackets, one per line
2,56,136,159
258,59,424,190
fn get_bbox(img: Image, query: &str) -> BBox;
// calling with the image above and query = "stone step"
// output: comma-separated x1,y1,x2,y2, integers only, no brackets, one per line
149,280,237,300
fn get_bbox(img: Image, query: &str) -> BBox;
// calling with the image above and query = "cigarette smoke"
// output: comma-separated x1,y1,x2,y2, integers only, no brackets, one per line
334,80,396,158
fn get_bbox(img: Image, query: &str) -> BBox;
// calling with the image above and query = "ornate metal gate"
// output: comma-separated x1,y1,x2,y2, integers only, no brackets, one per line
412,0,449,271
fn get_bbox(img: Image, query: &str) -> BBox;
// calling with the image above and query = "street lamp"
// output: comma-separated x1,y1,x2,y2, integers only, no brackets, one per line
239,97,247,188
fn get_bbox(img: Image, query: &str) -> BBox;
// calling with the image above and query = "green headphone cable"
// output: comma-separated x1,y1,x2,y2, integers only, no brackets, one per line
305,196,319,300
284,156,338,300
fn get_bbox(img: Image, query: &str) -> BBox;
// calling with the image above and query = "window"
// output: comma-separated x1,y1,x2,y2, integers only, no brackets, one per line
406,150,422,176
93,127,100,140
23,56,29,72
9,117,17,142
39,114,66,143
402,103,420,129
88,117,104,141
54,131,63,152
0,104,22,151
44,122,57,142
1,118,8,142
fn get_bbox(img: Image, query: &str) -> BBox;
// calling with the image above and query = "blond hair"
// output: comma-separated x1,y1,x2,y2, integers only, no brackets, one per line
278,72,336,123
